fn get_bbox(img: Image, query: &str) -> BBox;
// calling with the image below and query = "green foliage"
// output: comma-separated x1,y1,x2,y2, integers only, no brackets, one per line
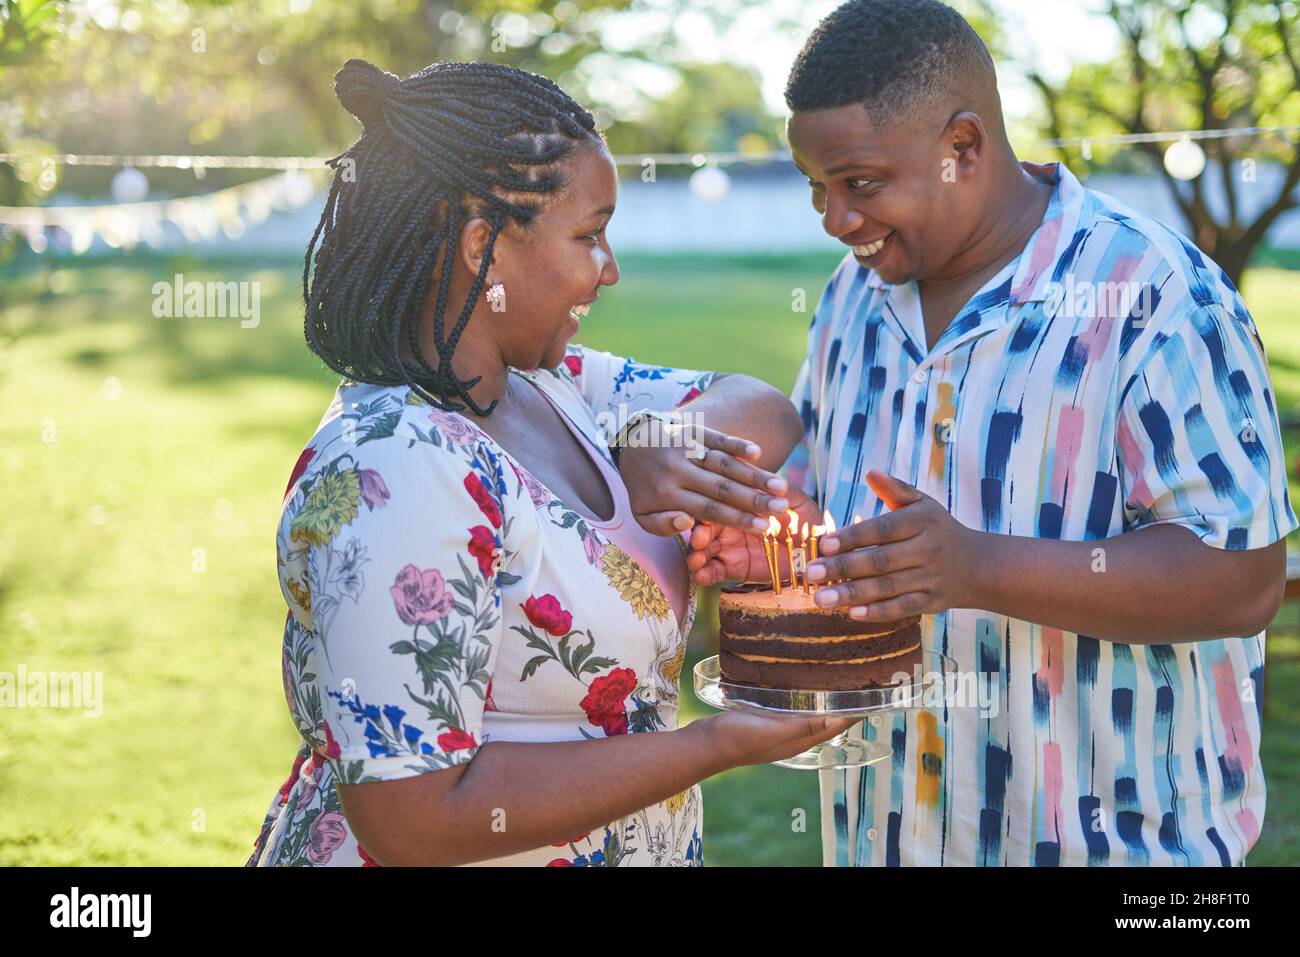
1,251,1297,866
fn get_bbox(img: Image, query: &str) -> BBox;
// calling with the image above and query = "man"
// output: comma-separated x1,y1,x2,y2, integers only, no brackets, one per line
690,0,1294,866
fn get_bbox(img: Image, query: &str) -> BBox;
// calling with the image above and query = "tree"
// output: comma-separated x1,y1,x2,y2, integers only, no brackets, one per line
1021,0,1300,286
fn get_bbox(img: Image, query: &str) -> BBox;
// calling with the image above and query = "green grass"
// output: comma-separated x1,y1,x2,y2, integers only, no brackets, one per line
0,250,1297,866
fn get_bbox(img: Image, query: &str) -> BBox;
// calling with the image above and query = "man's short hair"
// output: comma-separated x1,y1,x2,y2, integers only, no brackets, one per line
785,0,996,129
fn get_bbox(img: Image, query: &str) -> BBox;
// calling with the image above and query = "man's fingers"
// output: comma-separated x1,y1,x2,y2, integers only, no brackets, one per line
847,594,928,621
805,540,920,585
818,505,922,555
809,567,928,613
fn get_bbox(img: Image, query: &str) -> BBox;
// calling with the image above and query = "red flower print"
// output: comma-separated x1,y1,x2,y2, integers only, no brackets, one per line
547,858,573,866
307,811,348,865
357,843,382,867
468,525,500,579
522,594,573,637
580,667,638,737
550,832,591,847
438,728,477,752
675,386,702,408
484,677,498,713
463,472,502,528
358,468,390,511
389,565,455,626
284,447,316,498
563,354,583,377
322,720,342,760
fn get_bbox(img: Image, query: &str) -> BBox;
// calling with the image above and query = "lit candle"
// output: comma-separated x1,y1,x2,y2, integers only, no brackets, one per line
760,528,778,592
767,516,783,596
800,522,811,595
785,509,799,592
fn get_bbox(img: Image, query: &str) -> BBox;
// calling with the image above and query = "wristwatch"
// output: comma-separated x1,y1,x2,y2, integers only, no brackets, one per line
609,408,676,468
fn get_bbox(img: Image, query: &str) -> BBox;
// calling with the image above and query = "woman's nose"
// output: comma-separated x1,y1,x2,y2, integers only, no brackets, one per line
601,248,620,286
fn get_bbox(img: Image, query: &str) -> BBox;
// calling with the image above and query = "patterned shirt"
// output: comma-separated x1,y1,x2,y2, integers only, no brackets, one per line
248,346,712,866
786,161,1297,867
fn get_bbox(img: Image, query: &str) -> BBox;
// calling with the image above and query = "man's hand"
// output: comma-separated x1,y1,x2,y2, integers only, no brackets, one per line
805,469,979,620
687,485,822,586
618,422,791,536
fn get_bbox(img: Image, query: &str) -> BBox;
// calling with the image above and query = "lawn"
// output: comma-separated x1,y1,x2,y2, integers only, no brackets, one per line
1,249,1298,866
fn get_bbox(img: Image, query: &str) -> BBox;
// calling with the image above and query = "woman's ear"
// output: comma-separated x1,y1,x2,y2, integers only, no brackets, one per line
458,216,497,280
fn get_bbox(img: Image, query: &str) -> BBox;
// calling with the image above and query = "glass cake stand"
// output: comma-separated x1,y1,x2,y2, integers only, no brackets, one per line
693,649,958,770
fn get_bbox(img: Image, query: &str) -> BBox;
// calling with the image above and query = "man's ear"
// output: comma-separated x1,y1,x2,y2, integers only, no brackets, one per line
947,111,986,177
458,216,497,279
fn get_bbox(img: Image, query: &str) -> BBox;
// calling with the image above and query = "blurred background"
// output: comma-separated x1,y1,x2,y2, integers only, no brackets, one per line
1,0,1298,866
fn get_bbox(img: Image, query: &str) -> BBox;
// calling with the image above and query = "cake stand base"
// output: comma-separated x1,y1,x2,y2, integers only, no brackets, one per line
692,651,957,771
771,732,891,770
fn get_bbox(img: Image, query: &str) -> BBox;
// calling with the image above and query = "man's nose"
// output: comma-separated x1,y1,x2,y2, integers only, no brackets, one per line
822,196,865,241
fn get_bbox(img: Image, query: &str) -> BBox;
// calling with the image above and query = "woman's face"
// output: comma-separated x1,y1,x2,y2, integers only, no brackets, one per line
493,141,621,371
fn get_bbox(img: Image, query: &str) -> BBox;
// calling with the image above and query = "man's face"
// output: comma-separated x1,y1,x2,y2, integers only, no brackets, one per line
788,104,964,285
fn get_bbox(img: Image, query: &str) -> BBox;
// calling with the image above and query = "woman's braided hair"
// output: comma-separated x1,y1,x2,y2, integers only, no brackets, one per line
304,59,600,415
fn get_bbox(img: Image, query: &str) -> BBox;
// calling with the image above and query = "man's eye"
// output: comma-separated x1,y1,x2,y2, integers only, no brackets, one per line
806,179,824,191
848,178,876,190
583,228,604,242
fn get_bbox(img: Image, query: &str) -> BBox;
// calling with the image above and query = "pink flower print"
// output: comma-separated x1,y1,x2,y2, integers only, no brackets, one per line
563,353,583,377
511,461,551,508
357,469,390,511
429,407,480,445
582,531,606,570
389,565,455,626
437,728,477,752
307,811,348,865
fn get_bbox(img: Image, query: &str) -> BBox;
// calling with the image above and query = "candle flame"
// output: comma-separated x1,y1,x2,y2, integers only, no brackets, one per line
786,508,799,535
767,515,781,537
823,509,836,534
801,521,809,540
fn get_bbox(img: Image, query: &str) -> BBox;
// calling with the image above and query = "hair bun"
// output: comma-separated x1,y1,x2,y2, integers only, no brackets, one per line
334,58,402,130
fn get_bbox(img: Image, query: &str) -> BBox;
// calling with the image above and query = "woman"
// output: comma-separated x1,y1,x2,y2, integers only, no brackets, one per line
247,59,850,866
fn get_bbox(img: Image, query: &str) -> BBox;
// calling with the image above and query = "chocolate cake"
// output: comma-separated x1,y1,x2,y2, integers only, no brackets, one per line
718,583,922,691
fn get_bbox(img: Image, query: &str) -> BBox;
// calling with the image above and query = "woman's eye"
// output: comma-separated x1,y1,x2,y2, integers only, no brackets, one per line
806,179,823,191
848,178,877,190
582,228,604,243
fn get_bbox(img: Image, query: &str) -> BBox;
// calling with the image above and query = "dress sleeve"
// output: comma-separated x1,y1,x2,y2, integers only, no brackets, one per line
1115,302,1299,550
284,431,511,783
558,344,716,425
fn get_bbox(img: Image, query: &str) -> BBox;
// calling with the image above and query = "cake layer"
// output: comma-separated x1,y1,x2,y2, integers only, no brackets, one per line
719,620,921,662
720,642,921,691
718,585,920,639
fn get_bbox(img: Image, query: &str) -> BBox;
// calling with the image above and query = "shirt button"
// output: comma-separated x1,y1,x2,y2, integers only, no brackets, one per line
869,715,882,727
912,368,927,384
866,827,879,841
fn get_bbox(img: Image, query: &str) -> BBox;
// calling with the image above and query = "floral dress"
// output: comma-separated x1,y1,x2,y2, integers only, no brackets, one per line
247,345,715,866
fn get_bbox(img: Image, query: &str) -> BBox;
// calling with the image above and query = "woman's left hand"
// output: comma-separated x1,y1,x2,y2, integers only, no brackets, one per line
617,422,792,536
805,470,981,620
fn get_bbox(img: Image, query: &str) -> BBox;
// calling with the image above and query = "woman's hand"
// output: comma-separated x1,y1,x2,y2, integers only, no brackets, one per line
686,484,822,586
688,711,858,768
617,421,792,536
805,470,979,620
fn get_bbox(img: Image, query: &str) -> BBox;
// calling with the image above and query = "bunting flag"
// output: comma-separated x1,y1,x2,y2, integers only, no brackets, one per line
0,169,323,254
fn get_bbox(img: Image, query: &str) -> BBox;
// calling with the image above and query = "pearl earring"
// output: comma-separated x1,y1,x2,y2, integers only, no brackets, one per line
485,282,506,308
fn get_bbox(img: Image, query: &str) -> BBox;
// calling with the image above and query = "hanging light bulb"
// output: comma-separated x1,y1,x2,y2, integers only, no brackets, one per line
689,165,730,203
111,166,149,203
1163,136,1206,181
